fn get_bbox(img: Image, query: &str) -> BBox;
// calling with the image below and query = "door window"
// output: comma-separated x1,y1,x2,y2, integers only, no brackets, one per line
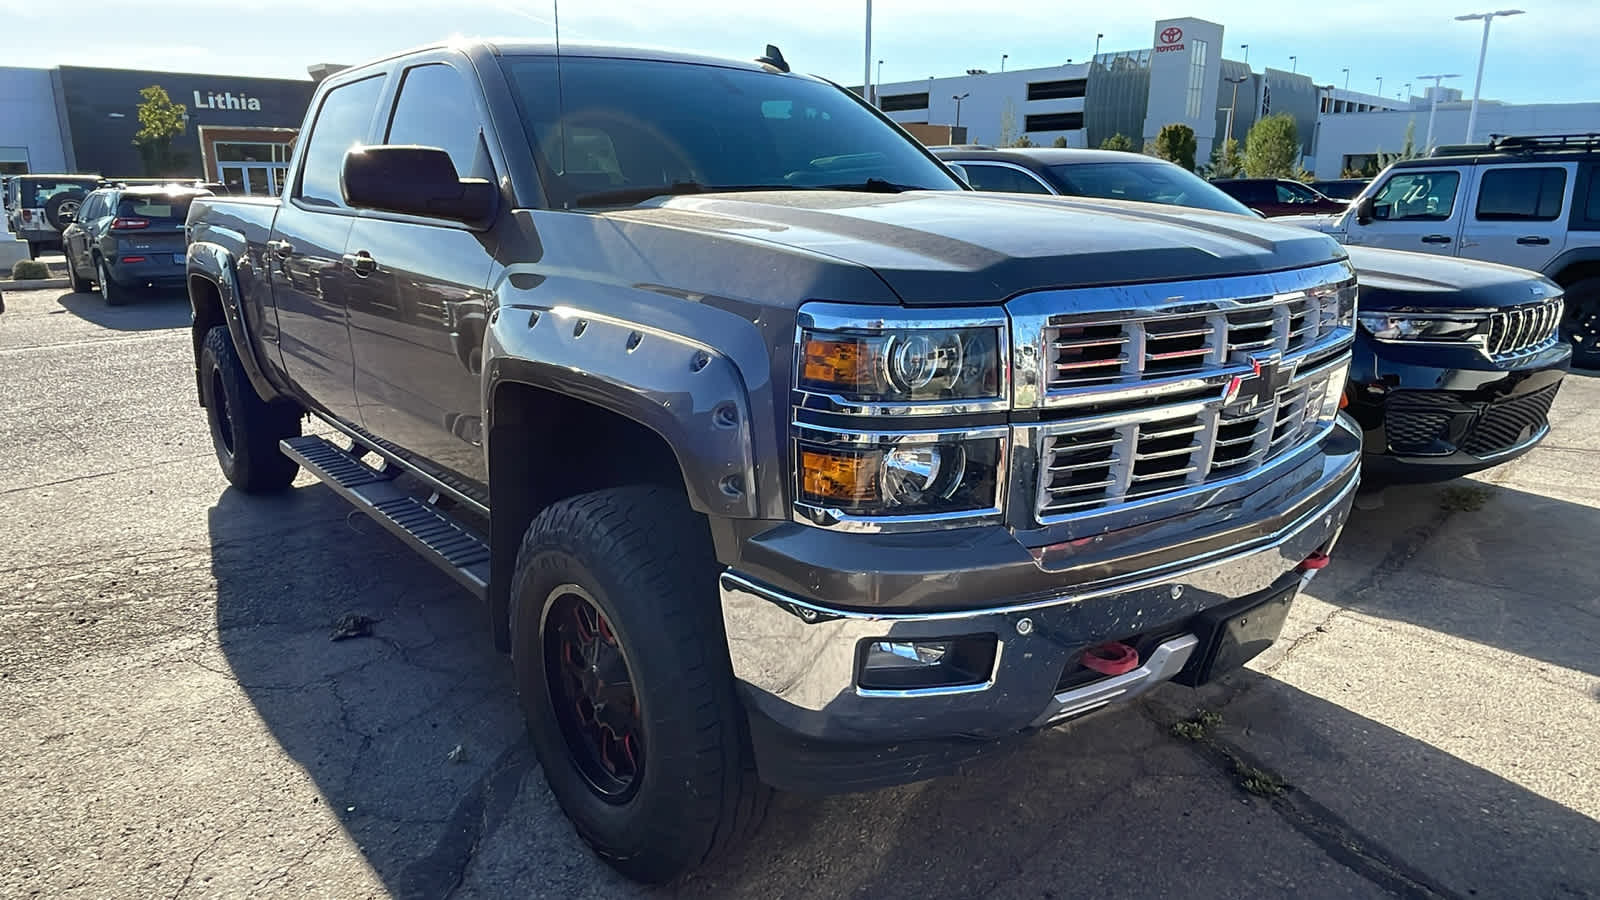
1275,181,1320,204
961,164,1053,194
1474,167,1566,221
297,74,385,209
386,64,486,178
1371,171,1460,221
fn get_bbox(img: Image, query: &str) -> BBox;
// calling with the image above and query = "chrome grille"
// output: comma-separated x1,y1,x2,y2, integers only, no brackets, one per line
1486,297,1562,360
1046,290,1344,392
1036,365,1335,519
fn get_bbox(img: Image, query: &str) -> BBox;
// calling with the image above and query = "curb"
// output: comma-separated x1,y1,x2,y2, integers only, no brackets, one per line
0,278,72,291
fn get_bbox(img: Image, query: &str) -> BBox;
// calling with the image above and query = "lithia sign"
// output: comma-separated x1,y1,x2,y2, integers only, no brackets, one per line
191,89,263,111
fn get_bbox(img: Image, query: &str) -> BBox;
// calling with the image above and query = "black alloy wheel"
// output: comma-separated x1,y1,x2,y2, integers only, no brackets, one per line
543,585,645,802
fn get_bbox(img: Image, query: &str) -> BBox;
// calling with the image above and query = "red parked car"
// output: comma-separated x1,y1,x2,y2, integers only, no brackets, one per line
1212,178,1349,218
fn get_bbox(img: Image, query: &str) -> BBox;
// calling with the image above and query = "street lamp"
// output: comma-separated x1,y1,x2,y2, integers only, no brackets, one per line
1095,34,1103,57
1342,67,1350,90
1457,9,1524,143
877,58,884,95
1290,55,1298,74
952,92,970,128
1001,53,1008,73
1416,73,1461,153
1240,44,1249,64
1403,82,1412,103
1376,75,1384,97
1223,75,1249,143
863,0,873,109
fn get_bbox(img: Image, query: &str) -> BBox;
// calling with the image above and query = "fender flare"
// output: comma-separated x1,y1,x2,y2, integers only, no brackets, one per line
187,241,282,404
1542,246,1600,285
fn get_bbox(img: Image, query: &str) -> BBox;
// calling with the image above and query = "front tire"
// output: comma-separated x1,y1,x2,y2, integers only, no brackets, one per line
68,259,90,293
198,325,301,492
510,486,769,884
1561,275,1600,368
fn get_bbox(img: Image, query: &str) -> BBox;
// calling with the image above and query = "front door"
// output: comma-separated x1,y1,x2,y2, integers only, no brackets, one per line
269,72,387,426
345,59,497,488
1457,163,1574,271
1344,166,1469,256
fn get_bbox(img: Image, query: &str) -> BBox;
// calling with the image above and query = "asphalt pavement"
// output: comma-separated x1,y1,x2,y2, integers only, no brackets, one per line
1,283,1595,899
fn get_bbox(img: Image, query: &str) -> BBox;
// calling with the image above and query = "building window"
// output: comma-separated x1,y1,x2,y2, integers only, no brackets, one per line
1186,39,1208,119
1024,111,1085,132
1026,79,1087,101
215,141,290,163
880,92,929,112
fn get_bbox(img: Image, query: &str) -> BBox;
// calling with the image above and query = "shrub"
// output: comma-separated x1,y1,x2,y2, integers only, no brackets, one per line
11,260,49,280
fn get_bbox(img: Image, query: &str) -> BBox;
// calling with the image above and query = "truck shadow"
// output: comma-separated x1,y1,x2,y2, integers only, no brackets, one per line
208,478,1600,899
56,289,190,330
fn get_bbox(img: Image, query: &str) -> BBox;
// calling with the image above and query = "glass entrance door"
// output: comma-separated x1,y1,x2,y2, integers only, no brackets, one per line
218,163,283,196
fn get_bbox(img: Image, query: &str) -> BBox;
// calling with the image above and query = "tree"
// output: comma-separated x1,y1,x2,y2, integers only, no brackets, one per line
1242,113,1300,178
133,85,190,176
1208,138,1244,178
1152,123,1198,172
1052,136,1069,148
998,99,1019,148
1099,133,1136,152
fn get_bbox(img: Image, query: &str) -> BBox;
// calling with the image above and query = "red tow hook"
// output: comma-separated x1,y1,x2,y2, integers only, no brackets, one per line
1297,551,1331,572
1080,641,1140,676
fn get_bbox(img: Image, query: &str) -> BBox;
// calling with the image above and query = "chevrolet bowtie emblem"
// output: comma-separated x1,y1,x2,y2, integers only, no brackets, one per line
1223,355,1292,411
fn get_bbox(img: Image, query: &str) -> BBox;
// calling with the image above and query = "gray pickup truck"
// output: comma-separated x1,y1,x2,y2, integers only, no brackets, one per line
185,41,1361,882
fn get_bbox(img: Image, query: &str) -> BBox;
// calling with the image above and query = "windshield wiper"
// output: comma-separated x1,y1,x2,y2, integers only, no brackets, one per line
810,178,922,193
572,182,808,207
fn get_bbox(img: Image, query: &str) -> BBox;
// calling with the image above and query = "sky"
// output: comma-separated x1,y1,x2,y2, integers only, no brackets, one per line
1,0,1596,106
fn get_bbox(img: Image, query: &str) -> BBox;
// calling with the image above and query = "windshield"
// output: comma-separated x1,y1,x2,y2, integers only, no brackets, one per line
500,56,961,208
1045,162,1252,216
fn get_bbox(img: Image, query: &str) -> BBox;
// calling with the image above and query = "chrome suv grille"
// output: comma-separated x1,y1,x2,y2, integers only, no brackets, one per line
1036,363,1338,517
1485,297,1562,360
1047,291,1344,391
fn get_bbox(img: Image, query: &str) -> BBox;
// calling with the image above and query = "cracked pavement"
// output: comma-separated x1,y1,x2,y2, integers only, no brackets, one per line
1,284,1596,899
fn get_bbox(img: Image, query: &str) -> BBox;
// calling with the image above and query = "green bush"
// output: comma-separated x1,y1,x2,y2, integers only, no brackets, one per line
1152,123,1198,171
10,260,49,280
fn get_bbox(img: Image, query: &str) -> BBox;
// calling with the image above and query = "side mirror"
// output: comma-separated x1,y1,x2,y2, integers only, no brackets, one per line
1355,195,1376,226
342,145,497,225
945,162,972,187
58,210,75,224
1251,208,1268,218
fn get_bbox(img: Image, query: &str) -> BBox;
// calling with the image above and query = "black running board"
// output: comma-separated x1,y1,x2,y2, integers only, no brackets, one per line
281,435,490,599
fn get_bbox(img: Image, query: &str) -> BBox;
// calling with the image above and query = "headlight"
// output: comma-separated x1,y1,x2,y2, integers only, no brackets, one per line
1358,312,1484,342
799,327,1003,403
796,433,1003,520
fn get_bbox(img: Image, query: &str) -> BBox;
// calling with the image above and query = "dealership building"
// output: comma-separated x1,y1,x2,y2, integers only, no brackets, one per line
0,64,322,194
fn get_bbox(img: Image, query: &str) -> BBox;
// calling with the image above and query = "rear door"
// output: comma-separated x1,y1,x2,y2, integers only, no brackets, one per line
1457,162,1575,271
344,56,499,487
959,162,1057,194
61,190,105,276
1343,165,1469,255
270,72,388,426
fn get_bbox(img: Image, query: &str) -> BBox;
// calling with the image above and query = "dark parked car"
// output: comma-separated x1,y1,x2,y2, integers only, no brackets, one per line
3,174,103,258
937,146,1569,482
60,186,209,304
1212,177,1349,218
1310,178,1369,201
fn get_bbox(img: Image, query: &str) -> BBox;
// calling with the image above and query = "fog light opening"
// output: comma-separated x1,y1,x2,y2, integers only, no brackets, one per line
857,634,997,691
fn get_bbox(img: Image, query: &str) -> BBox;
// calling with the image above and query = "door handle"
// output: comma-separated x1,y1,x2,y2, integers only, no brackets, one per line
1516,235,1551,246
343,250,377,277
1420,234,1452,244
266,239,293,259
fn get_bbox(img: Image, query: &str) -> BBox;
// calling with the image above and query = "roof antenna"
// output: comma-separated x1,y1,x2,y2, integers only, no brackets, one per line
757,44,790,73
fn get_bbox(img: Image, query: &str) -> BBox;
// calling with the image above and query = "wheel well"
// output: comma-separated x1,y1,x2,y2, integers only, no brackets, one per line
486,381,692,650
1552,260,1600,289
189,276,226,406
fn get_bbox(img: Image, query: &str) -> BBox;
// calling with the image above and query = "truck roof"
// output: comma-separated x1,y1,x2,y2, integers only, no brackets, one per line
335,39,778,78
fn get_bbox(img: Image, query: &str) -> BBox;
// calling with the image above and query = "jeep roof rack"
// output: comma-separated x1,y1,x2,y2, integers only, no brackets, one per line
1488,133,1600,152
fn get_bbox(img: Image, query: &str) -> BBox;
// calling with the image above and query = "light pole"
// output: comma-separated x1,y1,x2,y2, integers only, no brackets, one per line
1376,75,1384,98
1457,9,1524,143
1403,82,1412,103
1342,67,1350,89
877,58,884,96
1223,75,1249,144
1240,44,1249,64
952,92,970,128
1001,53,1008,73
863,0,873,108
1095,34,1103,57
1416,73,1461,153
1290,55,1298,74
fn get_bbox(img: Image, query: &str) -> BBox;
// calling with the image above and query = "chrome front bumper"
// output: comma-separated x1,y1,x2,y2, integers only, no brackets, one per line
720,438,1358,744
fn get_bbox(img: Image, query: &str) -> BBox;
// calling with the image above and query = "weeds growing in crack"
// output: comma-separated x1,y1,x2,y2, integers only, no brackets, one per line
1440,484,1491,512
1171,709,1223,741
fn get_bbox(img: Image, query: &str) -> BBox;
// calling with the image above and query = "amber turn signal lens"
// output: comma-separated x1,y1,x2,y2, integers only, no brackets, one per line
1339,390,1349,409
802,338,877,392
799,448,878,504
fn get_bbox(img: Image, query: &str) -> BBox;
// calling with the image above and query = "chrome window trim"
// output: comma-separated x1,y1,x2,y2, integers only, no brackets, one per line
949,160,1060,195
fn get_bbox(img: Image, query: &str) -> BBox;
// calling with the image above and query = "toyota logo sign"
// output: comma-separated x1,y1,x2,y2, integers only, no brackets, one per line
1160,26,1183,44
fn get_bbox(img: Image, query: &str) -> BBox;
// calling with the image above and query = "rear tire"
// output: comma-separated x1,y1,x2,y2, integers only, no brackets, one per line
510,486,769,884
97,258,128,306
1561,276,1600,368
198,325,301,492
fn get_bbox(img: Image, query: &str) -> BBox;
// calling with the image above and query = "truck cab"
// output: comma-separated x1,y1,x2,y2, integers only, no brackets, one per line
184,40,1362,883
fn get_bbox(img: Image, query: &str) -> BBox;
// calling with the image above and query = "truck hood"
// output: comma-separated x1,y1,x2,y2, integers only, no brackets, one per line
1347,246,1563,311
1271,213,1346,234
602,190,1348,305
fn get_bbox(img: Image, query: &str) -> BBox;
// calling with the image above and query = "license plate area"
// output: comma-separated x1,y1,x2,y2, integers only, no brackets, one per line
174,253,185,264
1172,587,1295,686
